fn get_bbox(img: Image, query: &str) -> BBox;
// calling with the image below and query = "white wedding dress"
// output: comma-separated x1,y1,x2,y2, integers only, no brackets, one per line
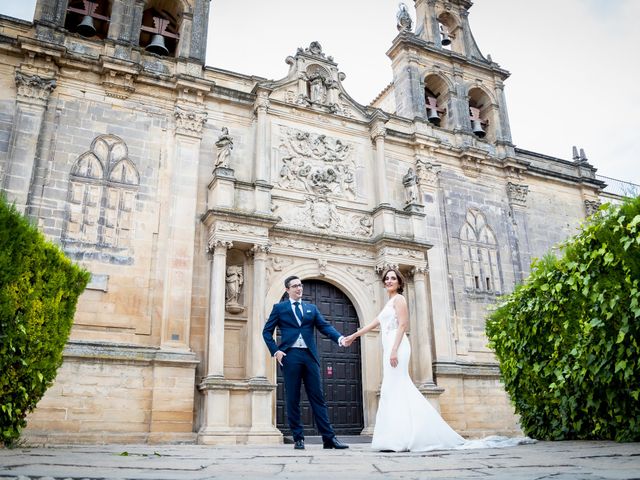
371,297,532,452
371,297,465,452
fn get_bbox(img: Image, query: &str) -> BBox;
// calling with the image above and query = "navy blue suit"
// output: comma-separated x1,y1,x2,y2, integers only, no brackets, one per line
263,299,342,442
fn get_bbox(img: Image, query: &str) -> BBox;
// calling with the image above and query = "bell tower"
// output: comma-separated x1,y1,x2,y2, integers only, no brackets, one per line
388,0,513,149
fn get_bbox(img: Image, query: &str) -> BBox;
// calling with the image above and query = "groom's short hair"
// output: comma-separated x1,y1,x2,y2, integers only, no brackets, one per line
284,275,300,289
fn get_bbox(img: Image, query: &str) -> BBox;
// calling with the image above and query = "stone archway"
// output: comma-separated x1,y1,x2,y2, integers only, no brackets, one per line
276,279,364,436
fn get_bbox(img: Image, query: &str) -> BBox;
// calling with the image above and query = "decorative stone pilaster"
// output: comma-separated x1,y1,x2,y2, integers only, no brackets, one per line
370,118,389,206
3,71,57,213
253,88,271,213
157,101,207,351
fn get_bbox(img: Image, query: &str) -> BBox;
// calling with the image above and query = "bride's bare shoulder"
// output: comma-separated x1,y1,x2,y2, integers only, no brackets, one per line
392,294,407,306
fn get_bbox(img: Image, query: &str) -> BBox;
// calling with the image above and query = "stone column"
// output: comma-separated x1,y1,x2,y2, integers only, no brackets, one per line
248,243,270,381
3,72,56,214
158,103,207,350
207,239,232,378
247,245,280,441
411,266,435,387
253,89,271,213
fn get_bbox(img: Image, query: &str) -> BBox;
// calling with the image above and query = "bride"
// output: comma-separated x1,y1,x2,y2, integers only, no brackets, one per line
344,267,465,452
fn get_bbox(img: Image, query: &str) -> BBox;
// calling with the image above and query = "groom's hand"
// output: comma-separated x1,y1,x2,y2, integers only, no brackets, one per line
275,351,286,366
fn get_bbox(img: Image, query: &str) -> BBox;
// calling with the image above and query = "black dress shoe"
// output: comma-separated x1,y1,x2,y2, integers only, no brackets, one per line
294,439,305,450
323,437,349,449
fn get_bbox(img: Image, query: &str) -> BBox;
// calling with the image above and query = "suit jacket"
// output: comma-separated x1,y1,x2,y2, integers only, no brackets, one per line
262,300,342,366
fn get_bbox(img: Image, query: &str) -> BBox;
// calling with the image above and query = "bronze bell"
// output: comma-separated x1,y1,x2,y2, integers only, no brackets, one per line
439,24,452,46
146,34,169,56
76,15,97,37
472,119,486,138
427,107,441,126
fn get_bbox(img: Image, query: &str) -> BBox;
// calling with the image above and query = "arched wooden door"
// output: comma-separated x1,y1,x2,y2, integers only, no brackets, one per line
276,280,364,436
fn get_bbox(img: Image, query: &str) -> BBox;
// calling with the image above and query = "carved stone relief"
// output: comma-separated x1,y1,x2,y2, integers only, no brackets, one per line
378,247,425,260
271,236,375,260
416,157,440,188
210,222,269,238
174,105,207,137
584,199,601,216
347,266,379,298
277,127,356,199
266,256,294,285
506,182,529,207
15,71,57,106
277,196,372,238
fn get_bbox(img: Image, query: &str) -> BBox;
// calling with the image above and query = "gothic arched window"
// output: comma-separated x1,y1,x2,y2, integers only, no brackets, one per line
64,135,139,260
459,208,502,294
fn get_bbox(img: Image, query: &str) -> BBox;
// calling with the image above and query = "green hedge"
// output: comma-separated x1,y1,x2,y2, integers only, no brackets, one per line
486,196,640,441
0,197,90,446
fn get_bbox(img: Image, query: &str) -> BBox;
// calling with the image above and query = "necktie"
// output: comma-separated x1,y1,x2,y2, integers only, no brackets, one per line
293,301,303,325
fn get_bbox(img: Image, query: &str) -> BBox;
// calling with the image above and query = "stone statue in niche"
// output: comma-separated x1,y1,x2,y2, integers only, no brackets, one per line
309,73,327,104
225,265,244,314
403,168,420,204
215,127,233,169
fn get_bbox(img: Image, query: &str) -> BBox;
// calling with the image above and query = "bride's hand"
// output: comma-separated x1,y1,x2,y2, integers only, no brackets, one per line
390,349,398,368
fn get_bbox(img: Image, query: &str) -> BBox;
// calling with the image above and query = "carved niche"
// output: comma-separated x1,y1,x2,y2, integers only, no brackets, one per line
277,127,356,200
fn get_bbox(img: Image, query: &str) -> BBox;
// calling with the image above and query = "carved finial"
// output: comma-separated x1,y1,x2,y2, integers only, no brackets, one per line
572,145,589,164
307,41,324,57
397,3,413,32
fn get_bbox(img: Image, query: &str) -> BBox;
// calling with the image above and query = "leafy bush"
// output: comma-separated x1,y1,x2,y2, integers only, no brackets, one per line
0,197,90,446
486,196,640,441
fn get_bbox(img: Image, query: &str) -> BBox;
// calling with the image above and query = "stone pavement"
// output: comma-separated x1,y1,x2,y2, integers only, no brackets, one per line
1,440,639,480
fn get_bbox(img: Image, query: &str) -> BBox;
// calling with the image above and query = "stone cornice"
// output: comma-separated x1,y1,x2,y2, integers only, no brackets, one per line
386,31,511,80
63,341,199,367
434,361,501,378
198,377,276,392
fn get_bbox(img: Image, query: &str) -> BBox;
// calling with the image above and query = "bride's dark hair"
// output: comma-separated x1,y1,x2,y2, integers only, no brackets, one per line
381,267,405,294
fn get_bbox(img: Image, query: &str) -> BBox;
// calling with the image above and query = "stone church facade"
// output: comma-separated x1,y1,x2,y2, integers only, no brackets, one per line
0,0,605,444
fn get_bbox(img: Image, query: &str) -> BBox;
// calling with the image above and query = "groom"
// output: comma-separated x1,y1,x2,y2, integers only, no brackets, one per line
262,275,349,450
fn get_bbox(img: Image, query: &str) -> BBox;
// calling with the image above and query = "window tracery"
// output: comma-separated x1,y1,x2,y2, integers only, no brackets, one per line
459,209,502,294
64,135,139,261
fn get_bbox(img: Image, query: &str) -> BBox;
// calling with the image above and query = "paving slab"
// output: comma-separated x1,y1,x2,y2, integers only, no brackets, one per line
0,441,639,480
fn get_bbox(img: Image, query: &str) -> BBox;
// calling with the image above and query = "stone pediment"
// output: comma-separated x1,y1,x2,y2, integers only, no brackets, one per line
257,42,368,121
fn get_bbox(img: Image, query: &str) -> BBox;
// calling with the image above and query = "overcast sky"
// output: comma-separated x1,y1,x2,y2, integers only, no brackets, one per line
2,0,639,184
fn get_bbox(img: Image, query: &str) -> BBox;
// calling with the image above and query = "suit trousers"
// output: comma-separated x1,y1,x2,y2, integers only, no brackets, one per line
282,347,335,442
